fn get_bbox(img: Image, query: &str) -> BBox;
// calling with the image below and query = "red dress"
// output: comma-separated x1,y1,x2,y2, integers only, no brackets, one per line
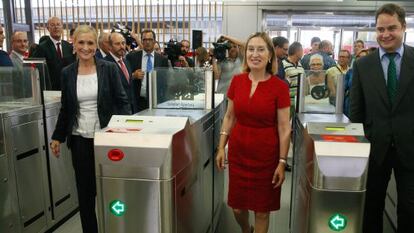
227,73,290,212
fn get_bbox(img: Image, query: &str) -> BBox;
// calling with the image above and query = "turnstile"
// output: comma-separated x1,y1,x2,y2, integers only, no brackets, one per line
95,115,198,233
291,120,370,233
0,104,50,233
43,91,78,225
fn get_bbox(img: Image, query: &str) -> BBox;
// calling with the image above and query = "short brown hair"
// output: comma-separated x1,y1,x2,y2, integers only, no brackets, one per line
242,32,276,74
375,3,406,26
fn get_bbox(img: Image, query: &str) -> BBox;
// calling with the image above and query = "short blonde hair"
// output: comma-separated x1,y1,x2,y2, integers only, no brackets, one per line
73,25,98,44
242,32,277,75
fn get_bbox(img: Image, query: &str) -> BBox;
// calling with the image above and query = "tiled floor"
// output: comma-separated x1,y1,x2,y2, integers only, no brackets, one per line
216,165,292,233
52,160,396,233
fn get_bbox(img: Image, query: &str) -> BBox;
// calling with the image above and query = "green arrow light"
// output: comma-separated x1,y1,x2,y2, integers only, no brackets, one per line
328,213,347,231
110,200,126,217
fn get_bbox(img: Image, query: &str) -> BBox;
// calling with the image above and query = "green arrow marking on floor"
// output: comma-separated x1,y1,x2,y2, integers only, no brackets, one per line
328,213,347,231
110,200,126,217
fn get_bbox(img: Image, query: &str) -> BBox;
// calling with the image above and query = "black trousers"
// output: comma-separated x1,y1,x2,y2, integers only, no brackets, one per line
363,145,414,233
137,96,149,112
70,135,98,233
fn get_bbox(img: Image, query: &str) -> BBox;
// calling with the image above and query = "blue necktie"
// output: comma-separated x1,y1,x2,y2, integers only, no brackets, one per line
146,54,153,72
386,53,398,105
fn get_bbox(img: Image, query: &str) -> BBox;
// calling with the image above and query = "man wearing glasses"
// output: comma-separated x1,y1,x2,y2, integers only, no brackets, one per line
31,16,75,90
126,29,168,112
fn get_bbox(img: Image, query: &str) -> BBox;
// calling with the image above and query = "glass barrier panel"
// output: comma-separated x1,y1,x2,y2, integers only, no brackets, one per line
298,70,343,114
0,67,40,104
150,67,210,109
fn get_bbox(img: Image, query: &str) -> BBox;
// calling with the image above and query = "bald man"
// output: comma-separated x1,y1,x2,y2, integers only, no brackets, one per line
10,31,32,97
10,31,29,68
105,32,138,113
31,17,75,90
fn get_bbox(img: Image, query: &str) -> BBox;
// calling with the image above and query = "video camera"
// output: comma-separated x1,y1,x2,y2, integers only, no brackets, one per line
111,24,138,49
164,39,183,61
212,37,231,61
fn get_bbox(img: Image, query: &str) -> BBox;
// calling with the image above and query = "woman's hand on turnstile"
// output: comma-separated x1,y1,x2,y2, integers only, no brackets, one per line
50,140,61,157
272,163,285,188
216,148,226,171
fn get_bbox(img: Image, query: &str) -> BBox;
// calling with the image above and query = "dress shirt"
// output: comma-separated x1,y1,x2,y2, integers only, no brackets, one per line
140,51,155,97
49,36,64,57
379,44,404,83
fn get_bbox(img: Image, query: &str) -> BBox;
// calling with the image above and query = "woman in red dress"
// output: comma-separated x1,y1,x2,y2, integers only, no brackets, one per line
216,32,291,233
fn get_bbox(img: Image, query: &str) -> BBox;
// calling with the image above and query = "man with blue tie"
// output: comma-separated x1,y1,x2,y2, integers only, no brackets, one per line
126,29,168,112
350,3,414,233
105,32,138,113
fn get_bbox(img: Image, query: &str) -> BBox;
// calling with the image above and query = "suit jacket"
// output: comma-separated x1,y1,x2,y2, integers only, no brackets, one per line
10,51,23,69
95,49,106,59
350,45,414,168
126,50,169,102
31,37,75,90
105,55,138,113
52,58,131,144
0,50,13,67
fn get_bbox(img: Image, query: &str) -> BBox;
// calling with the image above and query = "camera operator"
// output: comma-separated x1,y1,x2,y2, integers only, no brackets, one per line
171,39,194,67
213,35,244,94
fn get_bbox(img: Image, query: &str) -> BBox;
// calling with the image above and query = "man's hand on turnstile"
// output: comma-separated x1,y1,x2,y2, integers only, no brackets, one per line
216,148,226,171
50,140,61,157
272,164,285,188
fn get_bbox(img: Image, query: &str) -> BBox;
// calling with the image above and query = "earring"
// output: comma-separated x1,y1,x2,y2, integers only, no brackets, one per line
268,59,271,63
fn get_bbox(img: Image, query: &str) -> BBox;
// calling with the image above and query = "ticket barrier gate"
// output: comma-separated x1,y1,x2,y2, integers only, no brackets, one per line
94,115,198,233
291,122,370,233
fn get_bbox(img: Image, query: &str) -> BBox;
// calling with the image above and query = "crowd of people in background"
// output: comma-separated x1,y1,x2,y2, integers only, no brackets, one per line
0,15,376,178
1,3,410,232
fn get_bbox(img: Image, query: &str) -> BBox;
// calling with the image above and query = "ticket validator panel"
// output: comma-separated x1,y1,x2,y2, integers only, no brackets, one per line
94,115,197,233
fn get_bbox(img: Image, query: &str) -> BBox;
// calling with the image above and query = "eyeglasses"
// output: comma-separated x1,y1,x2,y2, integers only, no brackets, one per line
142,38,154,42
310,63,323,66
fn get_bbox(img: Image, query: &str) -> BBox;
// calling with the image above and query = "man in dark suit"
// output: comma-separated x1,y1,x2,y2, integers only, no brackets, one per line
0,25,13,67
31,17,75,90
96,32,110,59
350,3,414,233
105,32,138,113
126,29,169,112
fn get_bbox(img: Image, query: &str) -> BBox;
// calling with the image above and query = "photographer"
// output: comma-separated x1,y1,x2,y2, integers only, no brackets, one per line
213,35,244,94
170,39,194,67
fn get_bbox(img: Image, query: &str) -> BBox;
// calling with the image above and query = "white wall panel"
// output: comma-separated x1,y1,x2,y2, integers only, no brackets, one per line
222,3,259,41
